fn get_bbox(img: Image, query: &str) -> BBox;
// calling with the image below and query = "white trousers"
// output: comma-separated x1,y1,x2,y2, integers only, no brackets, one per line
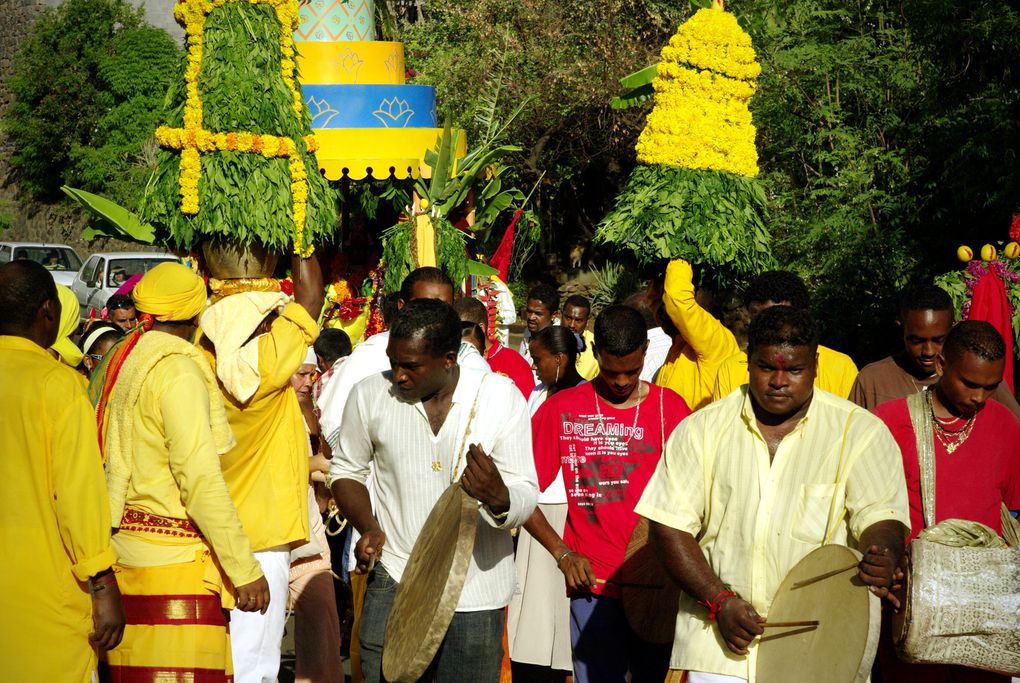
230,549,291,683
687,674,747,683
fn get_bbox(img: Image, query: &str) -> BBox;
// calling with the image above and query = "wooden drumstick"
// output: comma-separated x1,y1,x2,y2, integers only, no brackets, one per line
760,620,820,628
791,562,858,589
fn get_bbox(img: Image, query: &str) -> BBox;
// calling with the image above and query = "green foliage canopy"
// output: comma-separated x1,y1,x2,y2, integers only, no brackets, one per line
5,0,181,205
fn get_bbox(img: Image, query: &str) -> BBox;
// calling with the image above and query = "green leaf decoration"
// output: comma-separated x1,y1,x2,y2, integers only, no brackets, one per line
381,218,468,293
595,164,775,287
62,185,156,244
138,3,338,252
612,64,658,109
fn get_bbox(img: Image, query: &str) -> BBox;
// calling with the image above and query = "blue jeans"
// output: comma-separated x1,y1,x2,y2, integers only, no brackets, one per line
359,564,505,683
569,593,671,683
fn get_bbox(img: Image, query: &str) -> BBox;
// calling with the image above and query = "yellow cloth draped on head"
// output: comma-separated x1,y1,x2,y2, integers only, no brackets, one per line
50,284,83,367
133,262,207,322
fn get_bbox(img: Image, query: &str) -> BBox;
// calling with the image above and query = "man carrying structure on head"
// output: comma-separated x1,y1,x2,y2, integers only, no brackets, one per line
713,270,857,399
637,306,909,683
653,259,740,410
199,254,322,683
0,260,123,682
93,262,267,681
329,299,538,683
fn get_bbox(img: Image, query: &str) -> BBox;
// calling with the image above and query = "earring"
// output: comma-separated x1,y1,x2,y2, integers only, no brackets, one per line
555,360,561,384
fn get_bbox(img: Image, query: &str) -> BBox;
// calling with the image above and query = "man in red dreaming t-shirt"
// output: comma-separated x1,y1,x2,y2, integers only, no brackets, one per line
528,305,691,683
874,320,1020,683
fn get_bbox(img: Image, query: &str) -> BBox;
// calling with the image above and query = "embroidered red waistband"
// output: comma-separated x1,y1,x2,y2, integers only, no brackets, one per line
120,507,202,539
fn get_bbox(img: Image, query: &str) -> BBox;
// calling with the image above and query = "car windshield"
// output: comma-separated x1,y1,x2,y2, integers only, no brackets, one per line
13,246,82,272
106,258,175,288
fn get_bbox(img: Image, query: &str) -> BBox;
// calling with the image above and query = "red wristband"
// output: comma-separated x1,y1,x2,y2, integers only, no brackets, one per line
698,589,737,621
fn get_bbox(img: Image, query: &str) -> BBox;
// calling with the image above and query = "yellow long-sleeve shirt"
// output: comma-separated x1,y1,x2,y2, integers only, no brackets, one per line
112,348,262,587
655,260,740,410
0,335,117,683
203,302,318,551
713,344,859,400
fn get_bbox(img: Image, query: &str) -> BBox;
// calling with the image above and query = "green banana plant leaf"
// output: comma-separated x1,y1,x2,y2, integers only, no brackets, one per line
465,260,499,277
62,186,156,244
611,63,659,109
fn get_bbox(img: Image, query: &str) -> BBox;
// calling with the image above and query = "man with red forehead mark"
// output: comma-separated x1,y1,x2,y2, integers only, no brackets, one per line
637,305,909,683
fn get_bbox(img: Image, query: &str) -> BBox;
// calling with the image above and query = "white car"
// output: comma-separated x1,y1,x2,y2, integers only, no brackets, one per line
71,251,179,321
0,242,83,287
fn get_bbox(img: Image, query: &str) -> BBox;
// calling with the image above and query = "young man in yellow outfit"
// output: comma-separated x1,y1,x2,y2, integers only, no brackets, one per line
200,254,323,683
713,270,857,400
94,262,267,681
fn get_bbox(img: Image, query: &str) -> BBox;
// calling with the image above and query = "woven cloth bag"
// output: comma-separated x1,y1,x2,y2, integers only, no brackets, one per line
894,390,1020,675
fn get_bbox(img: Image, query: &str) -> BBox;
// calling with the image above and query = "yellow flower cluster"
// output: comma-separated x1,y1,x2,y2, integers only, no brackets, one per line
662,7,760,81
161,0,317,255
636,5,761,176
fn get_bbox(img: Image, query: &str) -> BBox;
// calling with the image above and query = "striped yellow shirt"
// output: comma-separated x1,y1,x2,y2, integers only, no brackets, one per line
635,386,909,680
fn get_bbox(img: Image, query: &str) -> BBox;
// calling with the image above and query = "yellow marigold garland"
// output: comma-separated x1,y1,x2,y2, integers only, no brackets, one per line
635,4,761,176
161,0,317,256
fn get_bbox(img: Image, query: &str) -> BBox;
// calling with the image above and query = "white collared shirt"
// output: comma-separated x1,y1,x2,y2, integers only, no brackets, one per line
329,367,539,611
642,326,672,383
318,330,391,445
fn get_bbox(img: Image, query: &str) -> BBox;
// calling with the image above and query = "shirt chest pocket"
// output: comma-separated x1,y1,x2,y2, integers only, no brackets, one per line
791,483,839,545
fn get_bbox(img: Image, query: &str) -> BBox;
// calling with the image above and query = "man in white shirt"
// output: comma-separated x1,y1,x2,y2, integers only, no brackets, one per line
624,291,672,383
329,299,539,683
319,267,457,447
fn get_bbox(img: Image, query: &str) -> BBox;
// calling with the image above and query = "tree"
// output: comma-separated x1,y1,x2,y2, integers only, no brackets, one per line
5,0,181,203
396,0,689,255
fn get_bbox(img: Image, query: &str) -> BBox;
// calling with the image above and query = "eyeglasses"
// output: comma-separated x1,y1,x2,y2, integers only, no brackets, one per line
87,354,104,361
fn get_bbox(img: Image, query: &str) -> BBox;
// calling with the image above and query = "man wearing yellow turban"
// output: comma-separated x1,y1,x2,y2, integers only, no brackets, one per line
92,261,270,681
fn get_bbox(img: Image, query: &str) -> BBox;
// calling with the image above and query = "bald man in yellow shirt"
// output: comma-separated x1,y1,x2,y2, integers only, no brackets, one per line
200,254,324,683
0,260,123,682
713,270,857,400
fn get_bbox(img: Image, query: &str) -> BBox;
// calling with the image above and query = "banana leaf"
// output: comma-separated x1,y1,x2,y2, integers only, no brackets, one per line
62,185,156,244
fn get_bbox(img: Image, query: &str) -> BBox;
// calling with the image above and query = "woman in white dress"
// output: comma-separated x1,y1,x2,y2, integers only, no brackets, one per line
509,325,585,682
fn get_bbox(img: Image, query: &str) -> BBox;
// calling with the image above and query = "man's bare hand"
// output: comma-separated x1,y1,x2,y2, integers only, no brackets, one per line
556,550,597,590
858,545,901,609
89,574,125,651
355,528,386,574
460,444,510,514
235,576,271,614
717,597,764,656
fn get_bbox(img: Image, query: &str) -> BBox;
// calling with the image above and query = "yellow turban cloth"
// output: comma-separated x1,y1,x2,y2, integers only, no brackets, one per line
50,284,83,367
133,262,208,322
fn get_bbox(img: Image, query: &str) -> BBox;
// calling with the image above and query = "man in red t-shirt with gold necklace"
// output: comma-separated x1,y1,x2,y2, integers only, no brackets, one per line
528,305,692,682
874,320,1020,683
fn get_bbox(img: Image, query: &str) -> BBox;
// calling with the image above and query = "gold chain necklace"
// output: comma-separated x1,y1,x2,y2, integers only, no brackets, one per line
593,381,645,445
925,388,975,455
431,383,483,483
